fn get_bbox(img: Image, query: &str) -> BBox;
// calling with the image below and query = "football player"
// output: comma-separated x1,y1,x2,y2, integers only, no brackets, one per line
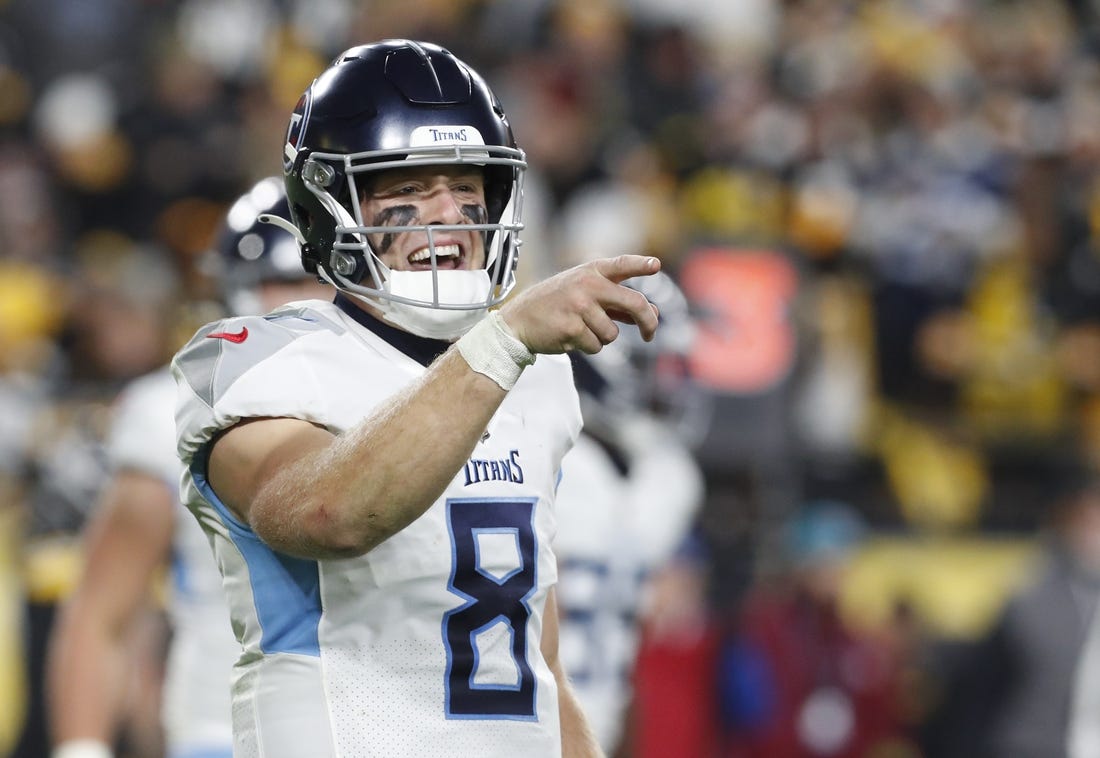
555,271,706,753
171,39,660,758
46,177,329,758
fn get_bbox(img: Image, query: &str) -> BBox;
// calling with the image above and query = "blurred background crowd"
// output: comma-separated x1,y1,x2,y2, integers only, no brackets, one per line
4,0,1100,756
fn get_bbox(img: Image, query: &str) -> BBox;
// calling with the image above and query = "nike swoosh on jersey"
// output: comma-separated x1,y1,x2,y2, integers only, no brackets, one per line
206,327,249,343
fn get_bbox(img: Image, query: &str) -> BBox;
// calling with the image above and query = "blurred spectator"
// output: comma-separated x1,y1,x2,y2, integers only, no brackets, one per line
715,500,915,758
922,460,1100,758
630,538,721,758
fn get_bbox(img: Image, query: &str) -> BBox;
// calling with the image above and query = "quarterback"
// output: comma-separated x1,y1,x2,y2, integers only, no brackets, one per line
171,40,660,758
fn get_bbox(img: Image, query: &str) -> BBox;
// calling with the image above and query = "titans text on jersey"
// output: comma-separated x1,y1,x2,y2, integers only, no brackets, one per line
464,450,525,486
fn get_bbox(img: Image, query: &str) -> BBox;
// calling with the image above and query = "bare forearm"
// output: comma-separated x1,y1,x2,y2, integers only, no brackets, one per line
249,348,506,558
48,607,129,746
540,589,603,757
557,668,605,758
48,475,171,750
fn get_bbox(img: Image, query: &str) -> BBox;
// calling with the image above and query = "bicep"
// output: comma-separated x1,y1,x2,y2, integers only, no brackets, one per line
206,416,334,525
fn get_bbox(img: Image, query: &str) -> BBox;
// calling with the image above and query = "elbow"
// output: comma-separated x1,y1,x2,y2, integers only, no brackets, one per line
305,509,381,558
307,501,397,557
252,495,393,559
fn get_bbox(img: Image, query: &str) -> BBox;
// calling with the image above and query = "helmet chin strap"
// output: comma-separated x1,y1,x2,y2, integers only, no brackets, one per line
381,299,489,340
321,266,492,340
381,269,492,339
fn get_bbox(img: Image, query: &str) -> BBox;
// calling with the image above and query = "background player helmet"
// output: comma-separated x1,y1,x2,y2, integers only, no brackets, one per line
571,270,710,447
281,39,527,339
206,176,315,317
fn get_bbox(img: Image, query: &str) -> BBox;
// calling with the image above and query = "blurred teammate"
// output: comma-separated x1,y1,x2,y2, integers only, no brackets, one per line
171,39,660,758
15,240,181,758
46,177,329,758
554,271,706,754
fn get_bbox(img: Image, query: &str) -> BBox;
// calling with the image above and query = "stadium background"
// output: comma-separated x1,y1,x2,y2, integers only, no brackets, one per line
1,0,1100,755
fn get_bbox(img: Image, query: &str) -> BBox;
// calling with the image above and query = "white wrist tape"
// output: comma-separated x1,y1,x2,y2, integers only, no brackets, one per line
457,311,535,390
52,740,113,758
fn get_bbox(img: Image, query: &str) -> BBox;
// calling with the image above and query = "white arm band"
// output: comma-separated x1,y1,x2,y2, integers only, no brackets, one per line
52,740,113,758
456,311,535,391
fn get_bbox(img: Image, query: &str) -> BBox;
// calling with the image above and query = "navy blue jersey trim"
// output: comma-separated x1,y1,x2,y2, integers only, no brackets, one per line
334,293,451,367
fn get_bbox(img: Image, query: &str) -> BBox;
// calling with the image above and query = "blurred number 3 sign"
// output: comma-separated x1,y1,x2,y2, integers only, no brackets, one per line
680,248,798,395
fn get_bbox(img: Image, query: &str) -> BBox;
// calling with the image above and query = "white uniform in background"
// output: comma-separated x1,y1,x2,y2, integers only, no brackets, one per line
107,367,237,757
554,414,704,752
173,299,581,758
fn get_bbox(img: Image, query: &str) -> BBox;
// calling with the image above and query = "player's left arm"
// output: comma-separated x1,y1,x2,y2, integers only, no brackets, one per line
542,587,605,758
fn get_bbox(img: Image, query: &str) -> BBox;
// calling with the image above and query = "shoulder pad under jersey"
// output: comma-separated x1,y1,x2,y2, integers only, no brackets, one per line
172,307,344,410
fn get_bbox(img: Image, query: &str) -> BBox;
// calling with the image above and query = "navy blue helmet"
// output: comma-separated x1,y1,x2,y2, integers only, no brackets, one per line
281,39,526,338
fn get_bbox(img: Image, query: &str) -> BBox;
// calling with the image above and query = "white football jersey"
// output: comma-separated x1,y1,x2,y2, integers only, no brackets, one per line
172,299,581,758
553,418,704,751
107,367,236,757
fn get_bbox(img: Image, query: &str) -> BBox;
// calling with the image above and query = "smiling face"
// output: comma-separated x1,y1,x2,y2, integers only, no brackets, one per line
359,164,488,273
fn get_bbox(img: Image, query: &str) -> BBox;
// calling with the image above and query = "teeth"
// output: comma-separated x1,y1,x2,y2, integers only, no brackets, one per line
409,244,460,263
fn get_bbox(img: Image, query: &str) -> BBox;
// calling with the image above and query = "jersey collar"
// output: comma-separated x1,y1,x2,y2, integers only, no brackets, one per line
333,293,450,367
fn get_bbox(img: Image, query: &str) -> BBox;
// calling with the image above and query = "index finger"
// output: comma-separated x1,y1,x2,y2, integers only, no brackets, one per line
593,254,662,285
